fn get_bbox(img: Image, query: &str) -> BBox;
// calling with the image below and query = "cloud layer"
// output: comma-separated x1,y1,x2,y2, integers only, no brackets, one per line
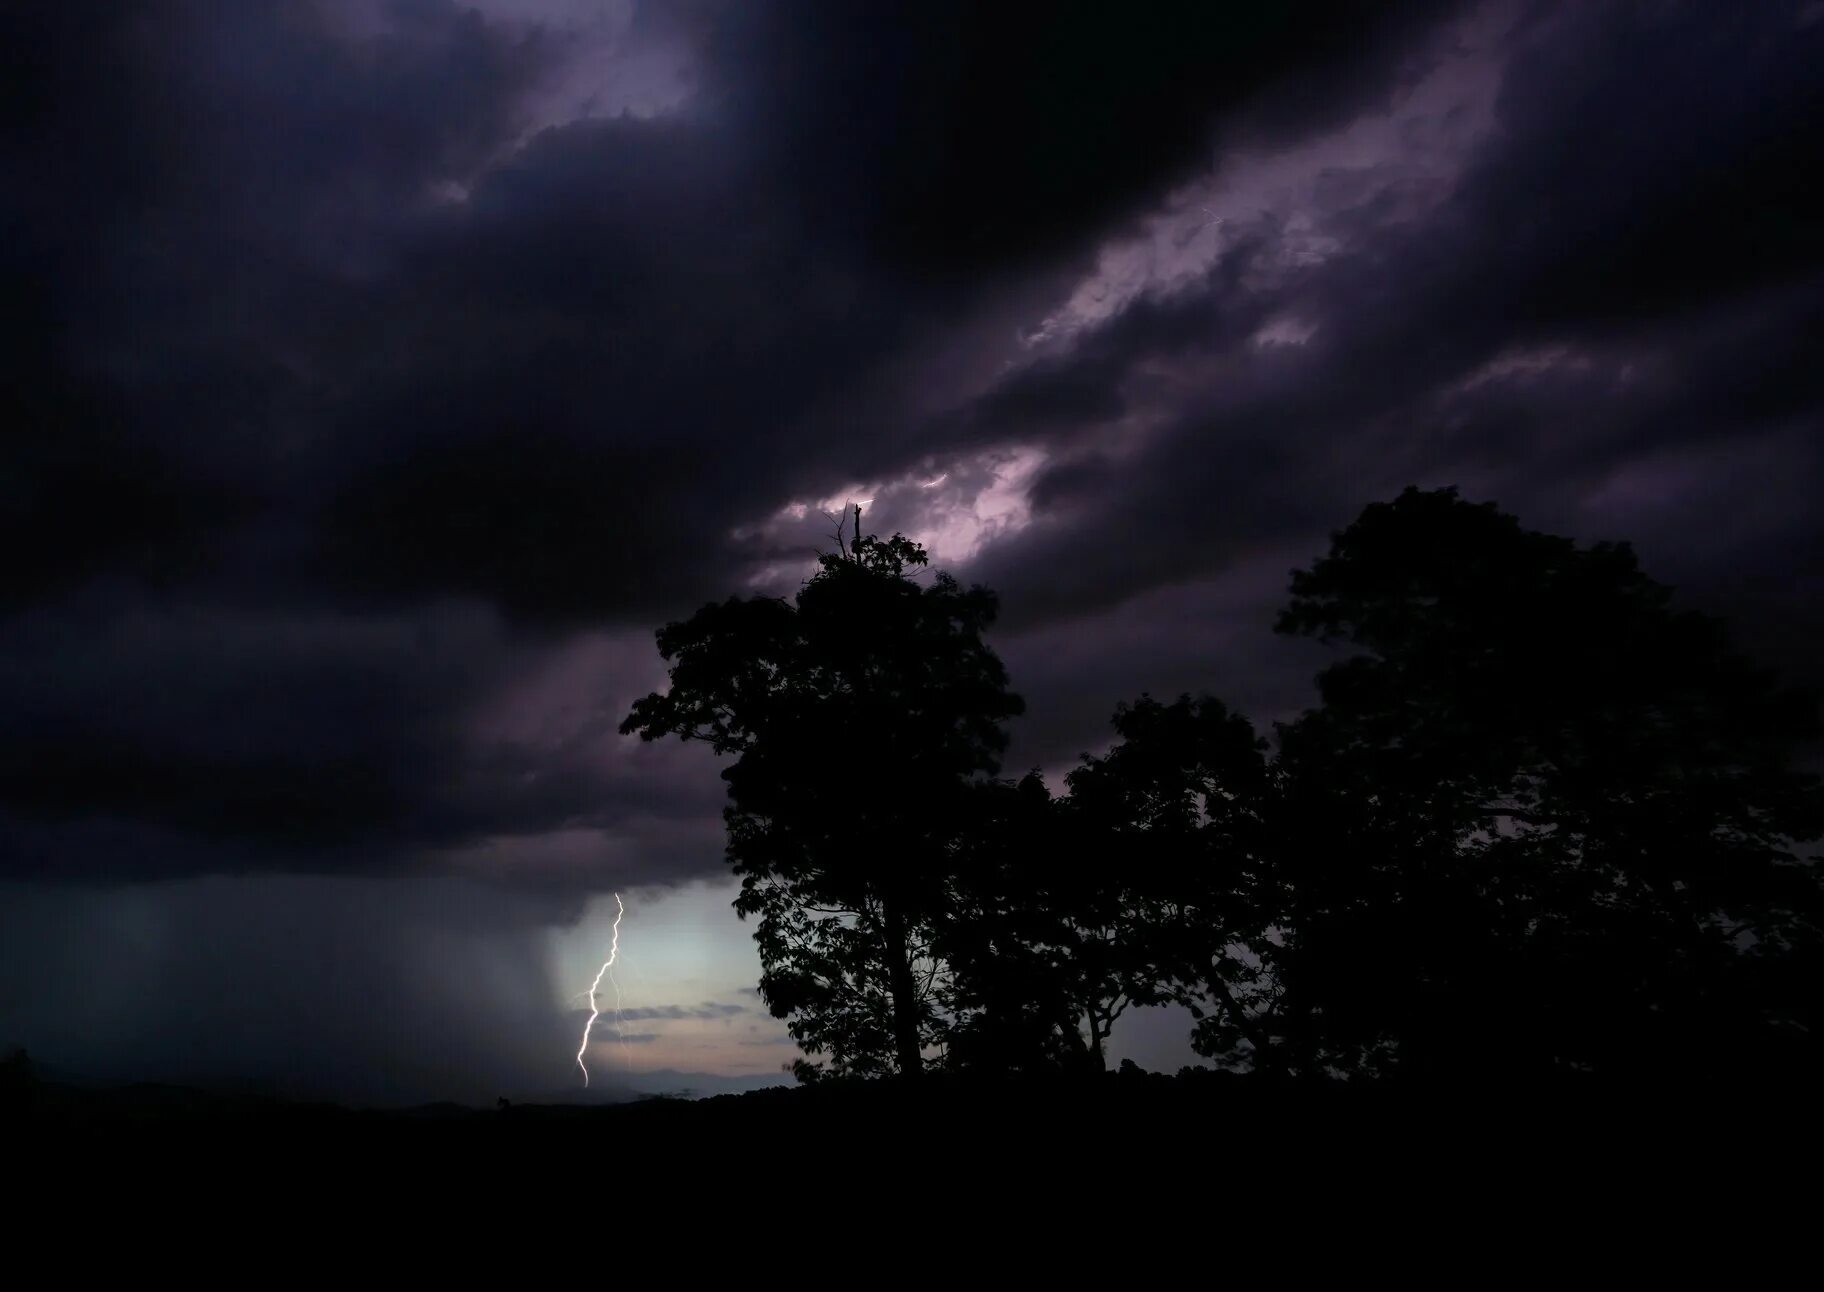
7,0,1820,874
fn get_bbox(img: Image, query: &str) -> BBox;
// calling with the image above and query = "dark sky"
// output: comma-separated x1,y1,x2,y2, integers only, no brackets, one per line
4,0,1821,1103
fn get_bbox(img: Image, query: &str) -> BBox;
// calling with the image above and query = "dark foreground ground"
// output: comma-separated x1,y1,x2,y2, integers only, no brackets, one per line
6,1062,1817,1264
9,1060,1818,1159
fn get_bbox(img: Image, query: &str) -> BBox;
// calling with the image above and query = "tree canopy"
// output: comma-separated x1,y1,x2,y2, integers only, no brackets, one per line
622,516,1022,1077
624,490,1824,1085
1268,487,1824,1076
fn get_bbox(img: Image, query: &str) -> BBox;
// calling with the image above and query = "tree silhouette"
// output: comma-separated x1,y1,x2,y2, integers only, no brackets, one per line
621,488,1820,1089
1062,695,1287,1073
621,518,1023,1077
1269,487,1824,1078
939,773,1098,1073
941,695,1285,1076
941,763,1196,1074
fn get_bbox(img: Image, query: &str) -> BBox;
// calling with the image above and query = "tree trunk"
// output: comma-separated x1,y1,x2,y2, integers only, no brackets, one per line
881,897,924,1076
1084,1010,1108,1073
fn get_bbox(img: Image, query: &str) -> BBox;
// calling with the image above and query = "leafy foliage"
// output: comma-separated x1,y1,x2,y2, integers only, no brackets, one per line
624,489,1823,1086
622,524,1023,1076
1269,487,1824,1076
1062,696,1280,1070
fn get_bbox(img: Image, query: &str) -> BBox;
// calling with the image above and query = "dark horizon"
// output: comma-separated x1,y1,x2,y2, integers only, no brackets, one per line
3,1,1821,1105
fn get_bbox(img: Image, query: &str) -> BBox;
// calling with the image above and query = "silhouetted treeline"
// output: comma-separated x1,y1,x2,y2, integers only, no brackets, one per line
624,490,1824,1083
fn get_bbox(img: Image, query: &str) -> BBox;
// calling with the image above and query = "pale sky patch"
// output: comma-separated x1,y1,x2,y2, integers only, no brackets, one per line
1252,316,1319,349
331,0,700,207
1023,0,1514,352
549,880,789,1080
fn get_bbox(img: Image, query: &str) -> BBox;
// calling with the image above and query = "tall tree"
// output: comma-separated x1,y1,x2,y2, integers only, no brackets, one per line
941,697,1279,1076
621,519,1023,1078
938,773,1098,1073
1271,487,1824,1078
1064,695,1284,1073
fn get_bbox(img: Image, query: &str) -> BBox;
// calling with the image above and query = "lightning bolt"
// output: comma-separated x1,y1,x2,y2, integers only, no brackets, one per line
575,891,625,1088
